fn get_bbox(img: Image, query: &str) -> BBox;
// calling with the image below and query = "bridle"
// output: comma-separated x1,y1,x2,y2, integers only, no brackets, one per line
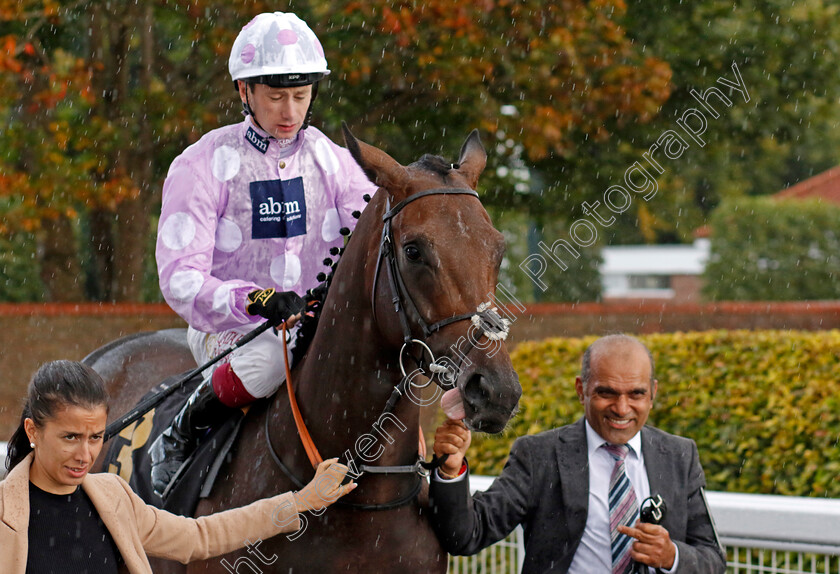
375,188,511,384
374,188,486,341
265,186,511,511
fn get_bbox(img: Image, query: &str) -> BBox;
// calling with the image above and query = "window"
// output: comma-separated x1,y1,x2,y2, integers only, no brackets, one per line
627,275,671,290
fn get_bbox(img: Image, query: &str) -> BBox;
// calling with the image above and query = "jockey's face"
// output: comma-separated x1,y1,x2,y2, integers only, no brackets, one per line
240,82,312,140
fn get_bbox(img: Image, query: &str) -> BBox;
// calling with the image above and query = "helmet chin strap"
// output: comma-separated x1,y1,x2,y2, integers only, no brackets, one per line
243,83,270,134
302,81,319,130
241,80,320,135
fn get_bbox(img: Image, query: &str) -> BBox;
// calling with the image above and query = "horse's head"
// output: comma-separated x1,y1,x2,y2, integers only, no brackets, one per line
342,125,521,434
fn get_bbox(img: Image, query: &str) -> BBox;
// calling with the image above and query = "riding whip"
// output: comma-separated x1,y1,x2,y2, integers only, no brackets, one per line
103,319,280,441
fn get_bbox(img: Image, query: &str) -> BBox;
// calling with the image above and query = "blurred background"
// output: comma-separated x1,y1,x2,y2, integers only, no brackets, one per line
2,0,839,306
2,0,840,485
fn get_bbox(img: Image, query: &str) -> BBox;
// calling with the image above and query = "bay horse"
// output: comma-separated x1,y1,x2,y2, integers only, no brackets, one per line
86,127,521,573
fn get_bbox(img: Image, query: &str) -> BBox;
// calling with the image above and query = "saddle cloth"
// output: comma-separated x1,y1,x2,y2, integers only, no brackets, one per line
102,372,245,517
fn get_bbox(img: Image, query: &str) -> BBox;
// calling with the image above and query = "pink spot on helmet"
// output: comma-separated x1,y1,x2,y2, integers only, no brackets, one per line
314,38,324,57
242,16,258,30
241,44,255,64
277,29,298,45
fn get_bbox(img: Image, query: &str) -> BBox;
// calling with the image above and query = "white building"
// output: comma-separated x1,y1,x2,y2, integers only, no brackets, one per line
600,239,710,302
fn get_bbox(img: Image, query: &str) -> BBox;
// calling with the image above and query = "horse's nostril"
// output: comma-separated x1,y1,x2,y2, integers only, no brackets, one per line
463,373,491,410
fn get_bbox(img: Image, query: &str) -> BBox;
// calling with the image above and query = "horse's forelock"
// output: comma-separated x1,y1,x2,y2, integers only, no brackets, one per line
411,154,454,178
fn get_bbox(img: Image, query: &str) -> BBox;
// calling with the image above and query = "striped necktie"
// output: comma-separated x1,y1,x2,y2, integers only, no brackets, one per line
603,443,639,574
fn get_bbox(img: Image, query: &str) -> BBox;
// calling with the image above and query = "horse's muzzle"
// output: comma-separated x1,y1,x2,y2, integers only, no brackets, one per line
461,371,521,434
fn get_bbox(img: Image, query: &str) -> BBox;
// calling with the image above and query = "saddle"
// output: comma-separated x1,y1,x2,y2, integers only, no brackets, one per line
102,372,248,517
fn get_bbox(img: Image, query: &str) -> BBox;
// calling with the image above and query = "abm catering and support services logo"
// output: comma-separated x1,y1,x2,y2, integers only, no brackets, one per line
250,177,308,239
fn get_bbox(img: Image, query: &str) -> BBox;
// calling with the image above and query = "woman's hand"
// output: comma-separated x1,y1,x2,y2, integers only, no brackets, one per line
295,458,356,513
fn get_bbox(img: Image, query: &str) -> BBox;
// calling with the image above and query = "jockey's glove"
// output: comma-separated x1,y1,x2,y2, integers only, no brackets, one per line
246,288,305,327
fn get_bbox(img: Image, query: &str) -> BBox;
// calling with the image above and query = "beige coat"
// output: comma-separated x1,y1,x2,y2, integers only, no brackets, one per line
0,453,301,573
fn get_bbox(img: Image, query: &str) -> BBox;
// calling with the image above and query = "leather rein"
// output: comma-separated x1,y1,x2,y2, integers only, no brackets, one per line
265,187,509,511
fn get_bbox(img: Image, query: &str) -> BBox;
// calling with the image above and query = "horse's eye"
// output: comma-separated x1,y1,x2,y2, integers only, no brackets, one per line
404,245,422,261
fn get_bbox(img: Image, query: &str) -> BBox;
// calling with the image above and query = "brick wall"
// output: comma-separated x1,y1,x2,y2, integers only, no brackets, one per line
2,301,839,438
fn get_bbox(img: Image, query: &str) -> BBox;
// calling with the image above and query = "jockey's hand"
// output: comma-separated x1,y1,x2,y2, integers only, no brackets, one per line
246,288,304,327
294,458,357,512
433,419,471,479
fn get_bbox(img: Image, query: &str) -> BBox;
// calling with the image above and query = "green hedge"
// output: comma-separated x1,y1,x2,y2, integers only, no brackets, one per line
0,232,45,302
703,198,840,301
470,330,840,497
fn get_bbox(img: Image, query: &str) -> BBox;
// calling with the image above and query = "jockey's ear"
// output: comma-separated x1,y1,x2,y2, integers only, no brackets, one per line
342,122,408,197
456,130,486,190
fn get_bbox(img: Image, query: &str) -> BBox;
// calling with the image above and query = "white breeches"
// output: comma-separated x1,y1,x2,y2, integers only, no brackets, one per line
186,324,294,398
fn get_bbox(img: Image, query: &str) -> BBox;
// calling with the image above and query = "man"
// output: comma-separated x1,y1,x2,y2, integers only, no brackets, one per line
430,334,725,573
150,12,377,495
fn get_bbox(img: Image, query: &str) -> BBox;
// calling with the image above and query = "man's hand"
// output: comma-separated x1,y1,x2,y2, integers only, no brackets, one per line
433,419,471,478
246,288,304,327
617,522,677,570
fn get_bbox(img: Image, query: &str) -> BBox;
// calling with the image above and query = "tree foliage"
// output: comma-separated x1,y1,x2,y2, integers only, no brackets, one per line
0,0,260,300
319,1,669,151
0,1,838,302
615,0,840,244
703,198,840,301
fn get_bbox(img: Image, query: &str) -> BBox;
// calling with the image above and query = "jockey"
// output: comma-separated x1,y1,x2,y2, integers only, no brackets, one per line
150,12,376,495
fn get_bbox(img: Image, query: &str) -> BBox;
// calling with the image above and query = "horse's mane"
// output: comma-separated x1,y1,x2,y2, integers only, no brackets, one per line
292,245,345,364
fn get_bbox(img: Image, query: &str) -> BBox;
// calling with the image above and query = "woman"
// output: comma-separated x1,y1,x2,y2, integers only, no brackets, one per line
1,360,355,573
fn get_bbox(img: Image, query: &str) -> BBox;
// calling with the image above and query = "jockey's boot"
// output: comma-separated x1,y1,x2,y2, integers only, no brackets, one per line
149,376,238,496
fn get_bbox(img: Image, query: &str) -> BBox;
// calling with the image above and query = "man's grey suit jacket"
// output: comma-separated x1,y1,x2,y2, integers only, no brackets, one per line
429,419,726,573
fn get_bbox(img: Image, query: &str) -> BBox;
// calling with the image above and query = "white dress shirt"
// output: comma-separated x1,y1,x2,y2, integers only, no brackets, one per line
568,421,678,573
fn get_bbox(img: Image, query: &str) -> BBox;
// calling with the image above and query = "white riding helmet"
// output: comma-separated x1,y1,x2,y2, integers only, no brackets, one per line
229,12,330,88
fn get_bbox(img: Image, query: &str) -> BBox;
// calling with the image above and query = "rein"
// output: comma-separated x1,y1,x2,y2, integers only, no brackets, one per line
265,323,436,510
265,187,510,511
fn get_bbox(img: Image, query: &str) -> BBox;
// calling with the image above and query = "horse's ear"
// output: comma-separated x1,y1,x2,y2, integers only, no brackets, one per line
342,122,408,194
457,129,487,190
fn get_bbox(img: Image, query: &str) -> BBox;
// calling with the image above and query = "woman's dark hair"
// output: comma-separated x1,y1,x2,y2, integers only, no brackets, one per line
6,360,109,471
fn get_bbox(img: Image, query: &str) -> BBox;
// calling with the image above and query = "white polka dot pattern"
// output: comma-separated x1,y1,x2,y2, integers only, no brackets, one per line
212,284,233,316
160,212,196,251
321,208,341,242
169,270,204,303
211,145,241,182
215,218,243,253
315,138,340,175
157,121,377,334
270,253,302,291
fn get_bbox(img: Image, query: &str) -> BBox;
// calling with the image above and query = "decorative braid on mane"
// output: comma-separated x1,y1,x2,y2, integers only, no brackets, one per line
291,194,370,364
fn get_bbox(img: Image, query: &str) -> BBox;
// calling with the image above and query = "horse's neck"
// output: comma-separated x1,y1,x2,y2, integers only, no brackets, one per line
288,201,420,462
